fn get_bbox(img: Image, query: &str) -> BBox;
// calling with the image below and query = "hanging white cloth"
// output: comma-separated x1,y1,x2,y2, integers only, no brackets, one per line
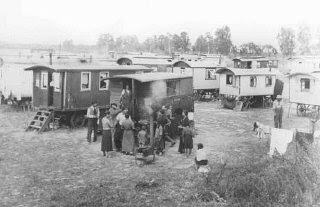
269,128,294,156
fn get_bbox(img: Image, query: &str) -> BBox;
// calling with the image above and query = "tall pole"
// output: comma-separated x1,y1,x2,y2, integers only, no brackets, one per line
49,52,52,65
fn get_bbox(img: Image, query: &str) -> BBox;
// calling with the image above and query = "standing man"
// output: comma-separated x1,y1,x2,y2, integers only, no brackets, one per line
109,103,122,150
87,101,100,143
273,95,284,128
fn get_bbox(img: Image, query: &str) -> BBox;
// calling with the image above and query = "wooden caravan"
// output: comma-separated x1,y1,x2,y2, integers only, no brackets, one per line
285,57,320,74
287,71,320,116
109,72,194,122
25,63,152,128
172,60,223,100
233,57,278,69
117,55,174,72
216,68,277,109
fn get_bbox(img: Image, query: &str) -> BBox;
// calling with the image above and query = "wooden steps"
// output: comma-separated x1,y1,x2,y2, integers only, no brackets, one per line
26,110,53,132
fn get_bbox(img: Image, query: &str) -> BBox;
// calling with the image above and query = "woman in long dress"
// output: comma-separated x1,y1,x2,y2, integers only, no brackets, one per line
178,110,190,153
182,124,193,157
121,114,135,155
101,112,113,157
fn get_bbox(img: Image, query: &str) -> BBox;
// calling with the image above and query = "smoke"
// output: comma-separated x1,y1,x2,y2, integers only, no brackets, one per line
144,80,167,115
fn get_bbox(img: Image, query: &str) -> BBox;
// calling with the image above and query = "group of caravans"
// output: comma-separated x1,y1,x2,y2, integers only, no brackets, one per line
0,54,281,109
2,53,320,125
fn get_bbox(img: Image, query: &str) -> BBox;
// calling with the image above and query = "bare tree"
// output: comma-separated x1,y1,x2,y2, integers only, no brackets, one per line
277,27,295,57
213,26,233,55
297,24,311,55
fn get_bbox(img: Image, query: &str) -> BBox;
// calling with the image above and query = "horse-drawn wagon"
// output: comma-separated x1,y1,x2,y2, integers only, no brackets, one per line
287,71,320,117
215,68,277,110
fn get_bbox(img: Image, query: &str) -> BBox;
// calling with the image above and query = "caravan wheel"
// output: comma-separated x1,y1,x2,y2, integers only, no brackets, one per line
297,104,307,116
70,112,86,128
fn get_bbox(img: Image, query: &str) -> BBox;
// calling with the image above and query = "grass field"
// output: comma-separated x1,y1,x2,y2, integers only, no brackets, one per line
0,102,319,206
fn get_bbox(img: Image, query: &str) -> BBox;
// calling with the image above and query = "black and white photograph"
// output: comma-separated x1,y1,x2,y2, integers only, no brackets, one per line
1,0,320,206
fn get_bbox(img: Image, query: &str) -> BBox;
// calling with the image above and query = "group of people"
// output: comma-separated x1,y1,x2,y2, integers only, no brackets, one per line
86,102,134,157
153,106,196,157
86,101,198,158
86,100,210,173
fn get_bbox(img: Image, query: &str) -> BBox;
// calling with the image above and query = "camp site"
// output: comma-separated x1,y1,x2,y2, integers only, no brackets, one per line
1,1,320,206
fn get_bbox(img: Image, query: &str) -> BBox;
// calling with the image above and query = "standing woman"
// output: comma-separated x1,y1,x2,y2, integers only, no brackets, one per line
178,110,190,153
122,114,135,155
101,112,113,157
182,124,194,157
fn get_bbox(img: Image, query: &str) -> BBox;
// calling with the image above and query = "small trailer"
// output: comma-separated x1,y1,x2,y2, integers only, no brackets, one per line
215,68,277,110
172,60,223,101
109,72,194,120
24,63,152,131
287,71,320,117
233,56,278,69
0,61,34,106
109,72,194,142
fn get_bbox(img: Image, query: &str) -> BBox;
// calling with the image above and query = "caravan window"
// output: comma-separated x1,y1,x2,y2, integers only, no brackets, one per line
258,61,268,68
250,76,257,87
301,78,310,91
226,75,233,85
52,73,60,92
41,72,48,89
99,72,109,90
205,69,216,80
81,72,91,91
265,76,272,87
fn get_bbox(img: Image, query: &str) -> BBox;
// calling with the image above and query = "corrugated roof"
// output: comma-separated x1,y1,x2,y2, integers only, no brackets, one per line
117,56,174,66
133,58,174,65
287,71,320,80
173,60,221,68
232,56,277,62
24,63,152,72
287,56,320,62
216,68,277,76
112,72,192,82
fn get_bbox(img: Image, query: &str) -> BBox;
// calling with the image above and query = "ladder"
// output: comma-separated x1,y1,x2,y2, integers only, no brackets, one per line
26,110,53,132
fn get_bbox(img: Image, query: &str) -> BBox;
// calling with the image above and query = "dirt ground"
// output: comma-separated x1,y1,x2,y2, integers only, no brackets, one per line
0,102,312,207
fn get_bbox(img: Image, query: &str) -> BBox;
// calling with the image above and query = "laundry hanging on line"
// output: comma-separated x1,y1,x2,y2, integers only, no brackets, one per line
269,128,294,156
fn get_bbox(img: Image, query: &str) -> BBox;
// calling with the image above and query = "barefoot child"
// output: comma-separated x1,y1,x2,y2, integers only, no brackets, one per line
138,125,148,147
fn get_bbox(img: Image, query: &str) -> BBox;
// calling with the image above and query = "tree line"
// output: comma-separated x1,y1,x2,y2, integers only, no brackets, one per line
61,24,320,57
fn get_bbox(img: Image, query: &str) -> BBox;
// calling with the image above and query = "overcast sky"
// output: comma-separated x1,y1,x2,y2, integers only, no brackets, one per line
1,0,320,46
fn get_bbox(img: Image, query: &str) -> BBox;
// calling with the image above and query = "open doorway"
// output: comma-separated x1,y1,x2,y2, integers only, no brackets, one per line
48,72,54,106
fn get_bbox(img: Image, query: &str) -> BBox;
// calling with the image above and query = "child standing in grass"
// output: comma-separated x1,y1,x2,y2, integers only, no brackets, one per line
138,125,148,147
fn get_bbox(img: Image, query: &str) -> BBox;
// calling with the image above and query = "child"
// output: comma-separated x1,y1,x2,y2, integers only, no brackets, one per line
195,143,208,170
137,125,148,147
154,123,165,155
182,124,194,157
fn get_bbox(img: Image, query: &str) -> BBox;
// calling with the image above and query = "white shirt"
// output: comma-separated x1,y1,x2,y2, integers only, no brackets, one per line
196,148,208,161
121,89,130,96
116,112,132,125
